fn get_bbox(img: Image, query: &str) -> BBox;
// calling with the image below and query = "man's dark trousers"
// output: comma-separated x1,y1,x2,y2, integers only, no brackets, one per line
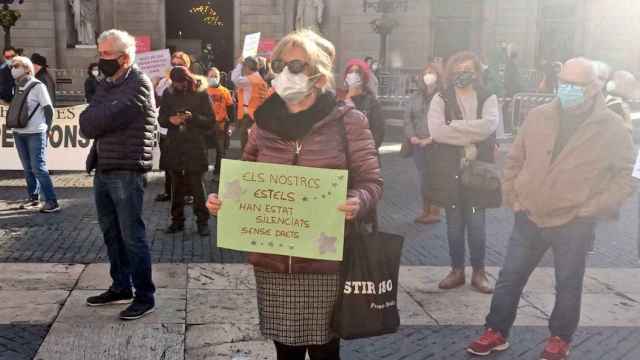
94,170,155,305
485,212,594,342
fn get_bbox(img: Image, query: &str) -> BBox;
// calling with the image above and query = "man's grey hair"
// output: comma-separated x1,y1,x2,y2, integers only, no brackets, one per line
11,56,34,75
97,29,137,63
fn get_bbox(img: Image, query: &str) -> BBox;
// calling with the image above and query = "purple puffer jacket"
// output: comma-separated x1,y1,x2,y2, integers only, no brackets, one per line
243,102,383,273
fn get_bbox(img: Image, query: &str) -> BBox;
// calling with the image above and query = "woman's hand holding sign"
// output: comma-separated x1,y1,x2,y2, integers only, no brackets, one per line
338,197,361,220
206,194,222,216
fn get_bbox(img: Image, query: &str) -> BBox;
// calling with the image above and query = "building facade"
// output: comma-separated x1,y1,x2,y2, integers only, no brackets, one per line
3,0,639,92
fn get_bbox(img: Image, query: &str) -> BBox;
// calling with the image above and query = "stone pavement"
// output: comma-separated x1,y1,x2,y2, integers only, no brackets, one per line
1,146,639,267
2,263,640,360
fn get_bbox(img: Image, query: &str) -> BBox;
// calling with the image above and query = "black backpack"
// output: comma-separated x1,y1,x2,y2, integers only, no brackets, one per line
6,81,41,129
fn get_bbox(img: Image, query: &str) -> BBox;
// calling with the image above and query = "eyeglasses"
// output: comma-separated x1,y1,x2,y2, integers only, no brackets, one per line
271,59,308,74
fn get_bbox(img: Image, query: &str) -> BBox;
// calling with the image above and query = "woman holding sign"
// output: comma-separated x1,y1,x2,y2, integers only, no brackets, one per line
207,29,383,359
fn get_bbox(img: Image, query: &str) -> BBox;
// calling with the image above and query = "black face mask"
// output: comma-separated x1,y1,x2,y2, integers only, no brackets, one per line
453,71,475,89
98,58,121,78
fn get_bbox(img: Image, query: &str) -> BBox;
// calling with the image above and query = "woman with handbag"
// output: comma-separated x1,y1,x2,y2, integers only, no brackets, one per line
427,51,500,294
403,62,443,224
206,29,382,359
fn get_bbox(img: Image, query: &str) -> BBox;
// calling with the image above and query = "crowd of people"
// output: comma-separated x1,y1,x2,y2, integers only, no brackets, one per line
2,25,639,360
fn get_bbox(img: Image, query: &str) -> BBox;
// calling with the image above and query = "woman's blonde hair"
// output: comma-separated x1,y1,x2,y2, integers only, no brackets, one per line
271,29,335,92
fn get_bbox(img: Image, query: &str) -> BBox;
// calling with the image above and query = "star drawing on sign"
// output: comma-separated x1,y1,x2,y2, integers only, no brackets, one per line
314,232,337,255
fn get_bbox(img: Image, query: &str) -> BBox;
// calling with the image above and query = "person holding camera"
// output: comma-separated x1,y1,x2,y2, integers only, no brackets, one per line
158,66,215,236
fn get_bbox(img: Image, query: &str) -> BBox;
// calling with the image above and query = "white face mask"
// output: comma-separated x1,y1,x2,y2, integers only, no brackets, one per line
208,77,220,87
91,69,99,77
272,66,315,104
11,67,25,80
423,73,437,86
345,72,362,88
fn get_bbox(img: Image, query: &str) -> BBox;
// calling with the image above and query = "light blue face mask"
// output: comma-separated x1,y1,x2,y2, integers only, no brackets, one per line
557,83,587,109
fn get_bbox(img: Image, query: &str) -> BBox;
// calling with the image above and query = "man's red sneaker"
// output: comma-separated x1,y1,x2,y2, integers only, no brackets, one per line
540,336,570,360
466,328,510,356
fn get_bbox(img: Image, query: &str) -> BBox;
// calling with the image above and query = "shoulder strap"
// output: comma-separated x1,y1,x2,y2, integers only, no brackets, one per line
21,82,43,122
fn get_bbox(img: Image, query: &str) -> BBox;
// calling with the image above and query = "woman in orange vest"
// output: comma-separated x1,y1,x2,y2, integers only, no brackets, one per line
206,67,235,179
231,56,269,151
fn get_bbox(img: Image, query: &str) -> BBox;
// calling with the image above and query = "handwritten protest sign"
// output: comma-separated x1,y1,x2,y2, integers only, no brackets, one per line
242,32,261,59
217,159,348,261
136,49,171,80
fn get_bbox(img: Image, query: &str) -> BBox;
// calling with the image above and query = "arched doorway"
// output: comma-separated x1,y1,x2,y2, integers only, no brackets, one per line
165,0,234,73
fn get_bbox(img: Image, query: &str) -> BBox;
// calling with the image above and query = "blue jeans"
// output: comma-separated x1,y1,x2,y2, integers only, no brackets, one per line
14,132,57,202
94,171,155,305
445,202,486,268
486,213,593,342
411,145,430,196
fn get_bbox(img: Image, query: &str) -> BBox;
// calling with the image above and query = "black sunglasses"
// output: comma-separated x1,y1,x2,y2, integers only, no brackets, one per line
271,59,308,74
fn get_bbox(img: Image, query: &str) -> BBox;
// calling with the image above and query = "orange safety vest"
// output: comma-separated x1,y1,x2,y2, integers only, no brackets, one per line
237,72,269,121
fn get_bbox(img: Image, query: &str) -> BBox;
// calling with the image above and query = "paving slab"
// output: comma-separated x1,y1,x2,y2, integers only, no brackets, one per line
0,290,68,325
55,289,186,324
188,264,255,290
524,293,640,327
187,289,259,325
76,263,187,290
186,323,272,360
583,268,640,294
407,288,548,326
34,322,185,360
0,264,84,291
397,289,437,326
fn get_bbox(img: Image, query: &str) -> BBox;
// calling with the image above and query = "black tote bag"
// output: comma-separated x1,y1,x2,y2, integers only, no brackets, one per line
331,110,404,339
332,222,404,339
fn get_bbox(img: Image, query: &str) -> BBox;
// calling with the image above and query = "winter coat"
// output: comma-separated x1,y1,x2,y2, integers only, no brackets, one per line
79,67,157,173
35,69,56,107
503,96,635,227
157,80,215,172
350,92,385,148
244,94,383,274
404,90,435,139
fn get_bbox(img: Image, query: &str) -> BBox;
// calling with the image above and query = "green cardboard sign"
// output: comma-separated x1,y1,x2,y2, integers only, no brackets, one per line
217,159,349,261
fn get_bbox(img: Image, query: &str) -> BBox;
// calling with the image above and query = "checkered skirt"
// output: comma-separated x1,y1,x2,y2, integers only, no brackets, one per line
254,269,340,346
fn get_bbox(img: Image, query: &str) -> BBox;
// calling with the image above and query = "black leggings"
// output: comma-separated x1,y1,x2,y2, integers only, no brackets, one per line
274,339,340,360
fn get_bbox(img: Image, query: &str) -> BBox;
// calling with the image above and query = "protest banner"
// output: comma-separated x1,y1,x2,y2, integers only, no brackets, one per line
217,159,348,261
136,49,172,80
258,38,277,56
135,35,152,53
242,32,261,59
0,105,161,171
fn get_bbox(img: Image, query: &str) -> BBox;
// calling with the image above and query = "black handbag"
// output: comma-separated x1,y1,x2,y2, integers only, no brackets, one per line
461,159,501,191
331,111,404,339
332,222,404,339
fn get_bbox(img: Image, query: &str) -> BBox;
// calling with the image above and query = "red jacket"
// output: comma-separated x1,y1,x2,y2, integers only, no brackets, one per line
243,102,383,273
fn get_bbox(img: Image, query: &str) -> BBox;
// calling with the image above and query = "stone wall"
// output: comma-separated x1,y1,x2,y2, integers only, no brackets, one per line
0,0,57,67
582,1,640,71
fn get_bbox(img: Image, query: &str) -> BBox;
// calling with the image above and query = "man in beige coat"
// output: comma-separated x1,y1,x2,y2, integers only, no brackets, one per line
466,58,636,360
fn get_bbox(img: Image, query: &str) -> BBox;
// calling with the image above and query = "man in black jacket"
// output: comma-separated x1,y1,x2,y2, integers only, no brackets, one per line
79,29,157,321
0,47,16,104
